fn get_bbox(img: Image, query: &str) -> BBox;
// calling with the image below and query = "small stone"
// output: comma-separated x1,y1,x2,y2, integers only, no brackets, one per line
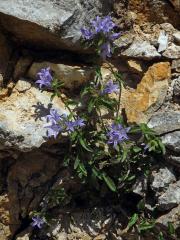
173,76,180,97
162,131,180,153
127,60,143,74
151,167,176,193
132,176,147,197
121,40,161,60
172,59,180,72
56,232,67,240
166,155,180,169
158,31,168,52
157,180,180,211
163,43,180,59
14,79,32,92
156,205,180,231
173,32,180,45
148,111,180,135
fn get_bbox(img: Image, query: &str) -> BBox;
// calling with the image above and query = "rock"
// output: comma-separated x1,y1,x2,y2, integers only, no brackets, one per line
132,176,147,197
156,205,180,231
16,232,30,240
0,194,11,240
162,131,180,153
27,62,95,90
157,31,168,52
41,207,115,240
13,56,33,81
148,111,180,134
127,60,143,74
0,32,12,80
150,167,176,194
0,79,67,152
173,31,180,45
157,180,180,211
124,62,170,123
173,76,180,97
169,0,180,12
121,39,161,60
7,149,64,233
172,59,180,72
166,155,180,169
163,43,180,59
0,0,112,52
114,33,134,49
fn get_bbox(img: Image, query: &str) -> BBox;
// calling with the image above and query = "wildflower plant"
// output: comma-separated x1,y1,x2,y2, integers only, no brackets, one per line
33,15,167,238
35,15,165,193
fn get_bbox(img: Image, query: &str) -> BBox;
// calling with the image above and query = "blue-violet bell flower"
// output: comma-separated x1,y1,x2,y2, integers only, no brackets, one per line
107,123,130,148
31,216,45,229
65,118,85,133
102,80,119,94
36,67,53,89
45,122,62,139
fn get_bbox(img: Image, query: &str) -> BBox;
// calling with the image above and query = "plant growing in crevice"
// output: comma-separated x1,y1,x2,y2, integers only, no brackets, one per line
30,15,173,239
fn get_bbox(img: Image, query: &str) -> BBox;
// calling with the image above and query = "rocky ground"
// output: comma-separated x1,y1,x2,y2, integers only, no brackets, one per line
0,0,179,240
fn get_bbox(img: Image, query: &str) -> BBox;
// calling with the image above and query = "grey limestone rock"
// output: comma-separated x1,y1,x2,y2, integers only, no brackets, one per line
0,0,112,52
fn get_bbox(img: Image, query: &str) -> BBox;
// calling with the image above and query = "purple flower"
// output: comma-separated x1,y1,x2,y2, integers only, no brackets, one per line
36,67,52,89
44,109,65,138
74,118,85,127
46,109,62,124
100,42,112,60
31,216,45,229
109,32,121,40
107,123,130,148
45,122,62,138
91,16,116,34
65,120,76,132
65,118,85,132
81,27,94,40
102,80,119,94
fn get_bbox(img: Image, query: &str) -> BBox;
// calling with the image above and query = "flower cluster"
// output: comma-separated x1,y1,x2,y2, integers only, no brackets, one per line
81,16,120,59
102,80,119,94
45,109,85,138
107,123,130,148
31,216,45,229
36,67,53,89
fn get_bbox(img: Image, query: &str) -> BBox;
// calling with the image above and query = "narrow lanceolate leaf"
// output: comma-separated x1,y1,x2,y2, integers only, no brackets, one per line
138,221,155,232
79,137,93,152
102,173,116,192
168,222,175,235
127,213,138,229
74,156,80,169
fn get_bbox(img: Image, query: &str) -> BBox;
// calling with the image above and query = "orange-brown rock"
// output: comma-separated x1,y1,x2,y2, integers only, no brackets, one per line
124,62,171,123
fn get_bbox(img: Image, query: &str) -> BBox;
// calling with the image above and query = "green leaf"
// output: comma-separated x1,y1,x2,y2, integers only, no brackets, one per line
133,146,142,153
102,173,116,192
127,213,138,229
158,140,166,154
158,232,164,240
78,162,87,177
88,98,96,113
138,220,155,232
168,222,175,235
79,137,93,152
74,156,80,170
